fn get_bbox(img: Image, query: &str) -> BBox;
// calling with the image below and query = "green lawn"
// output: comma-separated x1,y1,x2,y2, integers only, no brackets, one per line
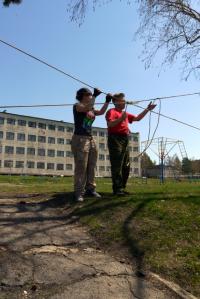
0,175,200,296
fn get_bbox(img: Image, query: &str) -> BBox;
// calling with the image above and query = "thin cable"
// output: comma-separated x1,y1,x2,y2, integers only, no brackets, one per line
0,39,98,92
1,100,200,132
0,102,111,109
127,91,200,105
135,103,200,132
1,38,200,104
137,99,161,158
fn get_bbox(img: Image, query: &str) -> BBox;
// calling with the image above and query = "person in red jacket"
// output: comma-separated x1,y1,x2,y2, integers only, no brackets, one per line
106,93,156,195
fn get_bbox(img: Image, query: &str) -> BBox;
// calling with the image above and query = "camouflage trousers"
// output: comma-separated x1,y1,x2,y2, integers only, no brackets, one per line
71,134,97,197
108,134,130,193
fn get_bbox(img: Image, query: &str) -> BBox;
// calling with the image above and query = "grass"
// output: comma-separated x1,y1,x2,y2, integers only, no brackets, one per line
0,175,200,296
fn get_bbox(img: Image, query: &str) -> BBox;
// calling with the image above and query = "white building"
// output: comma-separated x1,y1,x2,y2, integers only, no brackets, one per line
0,112,141,177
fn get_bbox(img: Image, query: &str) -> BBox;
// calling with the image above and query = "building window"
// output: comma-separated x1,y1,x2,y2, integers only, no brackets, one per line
129,146,132,151
28,135,36,142
133,147,139,152
134,168,139,174
99,131,105,137
48,124,55,131
28,121,37,128
16,147,25,155
57,164,64,170
66,151,73,157
57,150,64,157
4,160,13,168
67,127,73,133
38,136,46,143
66,164,72,170
99,166,105,171
133,135,139,142
57,138,64,144
58,126,65,132
106,155,110,160
133,157,139,162
99,154,105,160
0,146,2,154
18,119,26,126
0,117,5,124
48,149,55,157
38,148,45,156
27,148,35,155
27,161,35,169
17,133,25,141
16,161,24,168
7,118,15,125
5,146,14,154
99,143,105,150
6,132,15,140
66,139,71,145
47,163,54,170
48,137,55,144
38,123,46,129
106,166,111,171
92,130,97,136
0,131,3,139
129,136,132,141
37,162,45,169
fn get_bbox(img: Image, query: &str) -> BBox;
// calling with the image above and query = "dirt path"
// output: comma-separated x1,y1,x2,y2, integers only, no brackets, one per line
0,195,184,299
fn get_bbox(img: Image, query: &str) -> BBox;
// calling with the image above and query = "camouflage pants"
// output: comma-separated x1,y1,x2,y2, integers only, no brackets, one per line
71,134,97,197
108,134,130,193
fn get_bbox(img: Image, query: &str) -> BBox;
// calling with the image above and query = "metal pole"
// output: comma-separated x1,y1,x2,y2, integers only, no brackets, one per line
160,138,165,184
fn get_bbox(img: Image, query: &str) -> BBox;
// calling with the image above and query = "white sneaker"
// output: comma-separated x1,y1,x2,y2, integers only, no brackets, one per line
76,195,84,202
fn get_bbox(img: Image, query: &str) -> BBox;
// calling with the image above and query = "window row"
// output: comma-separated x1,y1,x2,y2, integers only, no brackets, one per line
98,165,139,173
0,117,74,132
99,154,139,162
0,132,71,144
4,146,74,157
1,160,73,170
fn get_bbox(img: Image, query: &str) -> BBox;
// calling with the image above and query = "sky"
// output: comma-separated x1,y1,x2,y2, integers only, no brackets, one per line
0,0,200,160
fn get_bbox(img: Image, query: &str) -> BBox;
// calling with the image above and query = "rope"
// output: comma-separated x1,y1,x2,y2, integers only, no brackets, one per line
0,39,107,95
137,99,162,158
1,38,200,104
134,103,200,132
1,38,200,134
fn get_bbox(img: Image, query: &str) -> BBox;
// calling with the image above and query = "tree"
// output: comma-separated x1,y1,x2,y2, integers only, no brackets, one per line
182,157,192,174
165,154,182,171
67,0,200,79
141,152,155,168
191,159,200,173
3,0,22,6
3,0,200,79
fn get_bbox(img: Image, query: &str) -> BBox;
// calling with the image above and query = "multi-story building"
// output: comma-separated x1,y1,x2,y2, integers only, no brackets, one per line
0,112,141,177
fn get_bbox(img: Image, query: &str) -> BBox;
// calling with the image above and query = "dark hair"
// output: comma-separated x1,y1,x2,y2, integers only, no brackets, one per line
112,92,125,103
76,88,92,101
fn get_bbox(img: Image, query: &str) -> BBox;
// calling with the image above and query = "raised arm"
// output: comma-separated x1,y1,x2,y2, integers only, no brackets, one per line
134,102,156,121
76,88,102,113
95,94,112,116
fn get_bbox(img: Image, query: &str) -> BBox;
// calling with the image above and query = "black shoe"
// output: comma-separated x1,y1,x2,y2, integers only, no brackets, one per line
123,190,130,195
84,189,102,198
113,190,126,196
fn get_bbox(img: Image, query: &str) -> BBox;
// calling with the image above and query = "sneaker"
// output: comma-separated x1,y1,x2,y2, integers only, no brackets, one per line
113,190,126,196
76,195,84,202
84,189,102,198
123,190,130,195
